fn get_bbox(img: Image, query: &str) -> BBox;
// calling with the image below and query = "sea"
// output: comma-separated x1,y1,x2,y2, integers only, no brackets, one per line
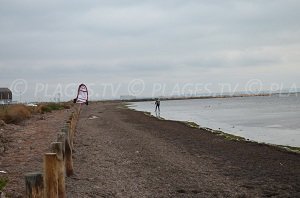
129,94,300,147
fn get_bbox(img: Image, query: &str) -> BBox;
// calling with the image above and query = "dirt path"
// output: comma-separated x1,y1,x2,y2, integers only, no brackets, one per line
0,108,71,197
67,102,300,197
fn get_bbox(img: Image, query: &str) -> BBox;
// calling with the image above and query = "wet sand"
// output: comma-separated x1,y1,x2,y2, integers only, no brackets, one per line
66,102,300,197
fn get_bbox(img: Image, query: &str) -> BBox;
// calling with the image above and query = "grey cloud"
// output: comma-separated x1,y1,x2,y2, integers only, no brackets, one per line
0,0,299,100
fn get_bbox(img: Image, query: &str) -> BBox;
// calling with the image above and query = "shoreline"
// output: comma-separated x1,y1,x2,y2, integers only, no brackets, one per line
2,101,300,196
118,92,299,103
125,103,300,154
67,101,300,196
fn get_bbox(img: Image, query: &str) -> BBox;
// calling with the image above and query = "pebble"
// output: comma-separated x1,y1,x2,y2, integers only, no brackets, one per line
1,192,6,198
0,120,5,126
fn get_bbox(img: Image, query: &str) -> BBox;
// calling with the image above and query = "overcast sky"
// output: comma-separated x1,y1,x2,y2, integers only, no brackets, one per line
0,0,300,101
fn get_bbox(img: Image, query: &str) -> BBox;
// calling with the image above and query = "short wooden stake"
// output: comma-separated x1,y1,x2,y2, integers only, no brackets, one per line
69,120,74,148
64,129,73,176
51,142,65,198
25,172,43,198
65,122,73,150
44,153,58,198
57,133,66,157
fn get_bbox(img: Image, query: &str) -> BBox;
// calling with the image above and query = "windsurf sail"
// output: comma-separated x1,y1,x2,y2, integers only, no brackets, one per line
73,84,88,105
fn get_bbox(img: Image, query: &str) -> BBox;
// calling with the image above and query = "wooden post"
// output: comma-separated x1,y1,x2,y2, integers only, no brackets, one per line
65,122,73,150
44,153,58,198
63,128,73,176
51,142,65,198
57,132,66,182
78,103,82,115
70,113,75,148
69,115,74,148
57,133,66,158
25,172,43,198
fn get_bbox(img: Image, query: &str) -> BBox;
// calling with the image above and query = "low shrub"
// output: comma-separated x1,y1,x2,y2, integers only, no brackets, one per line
0,178,8,191
62,103,71,109
37,103,70,114
0,102,72,124
36,105,51,114
0,105,31,124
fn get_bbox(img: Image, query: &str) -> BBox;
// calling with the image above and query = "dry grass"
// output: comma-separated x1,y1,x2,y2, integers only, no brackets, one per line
0,102,72,124
36,102,71,114
0,105,31,124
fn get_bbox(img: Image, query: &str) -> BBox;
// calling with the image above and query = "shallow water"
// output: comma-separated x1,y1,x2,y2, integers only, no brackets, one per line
130,94,300,147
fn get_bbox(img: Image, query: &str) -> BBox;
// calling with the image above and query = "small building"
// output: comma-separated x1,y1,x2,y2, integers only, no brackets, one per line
0,88,12,104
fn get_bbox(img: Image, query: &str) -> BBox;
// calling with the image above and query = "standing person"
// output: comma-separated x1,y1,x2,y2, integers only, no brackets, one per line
155,98,160,115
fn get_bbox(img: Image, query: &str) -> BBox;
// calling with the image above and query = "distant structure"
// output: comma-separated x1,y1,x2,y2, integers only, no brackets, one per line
120,95,136,101
0,88,12,104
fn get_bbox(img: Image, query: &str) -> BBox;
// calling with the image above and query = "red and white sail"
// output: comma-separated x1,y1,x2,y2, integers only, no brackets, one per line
74,84,88,104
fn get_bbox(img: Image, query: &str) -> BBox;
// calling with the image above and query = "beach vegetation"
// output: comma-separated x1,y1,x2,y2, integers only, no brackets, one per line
0,178,8,192
0,105,31,124
278,145,300,154
184,121,199,128
0,102,71,124
118,103,131,109
36,103,69,114
213,130,246,141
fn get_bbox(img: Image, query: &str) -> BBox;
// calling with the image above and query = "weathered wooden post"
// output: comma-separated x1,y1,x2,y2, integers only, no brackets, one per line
72,113,76,132
44,153,58,198
69,115,74,148
25,172,44,198
24,106,83,196
62,127,73,176
57,133,66,157
66,121,73,150
51,142,65,198
71,113,76,146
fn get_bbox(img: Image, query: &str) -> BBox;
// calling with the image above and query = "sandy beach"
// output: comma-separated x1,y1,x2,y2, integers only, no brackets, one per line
1,101,300,197
66,102,300,197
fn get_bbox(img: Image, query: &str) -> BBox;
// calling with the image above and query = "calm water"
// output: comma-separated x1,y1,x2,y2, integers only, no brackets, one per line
130,94,300,147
